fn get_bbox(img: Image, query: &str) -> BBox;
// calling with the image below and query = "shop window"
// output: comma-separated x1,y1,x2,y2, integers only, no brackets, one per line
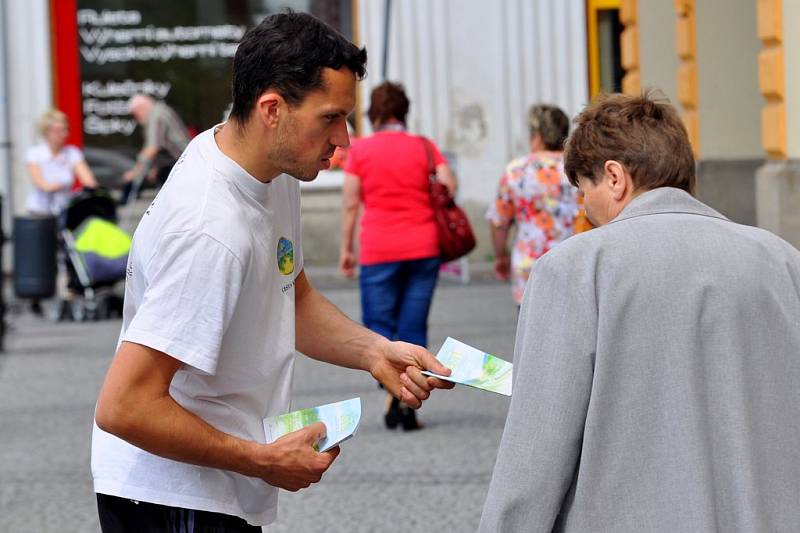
58,0,353,184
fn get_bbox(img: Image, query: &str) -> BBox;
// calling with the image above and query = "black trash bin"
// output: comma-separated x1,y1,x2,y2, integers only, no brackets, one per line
14,215,58,299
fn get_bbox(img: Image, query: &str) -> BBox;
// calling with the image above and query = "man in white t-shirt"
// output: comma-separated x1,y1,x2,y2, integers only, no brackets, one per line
91,12,453,532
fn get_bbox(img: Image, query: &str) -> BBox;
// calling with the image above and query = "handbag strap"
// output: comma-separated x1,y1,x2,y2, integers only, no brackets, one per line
420,136,436,179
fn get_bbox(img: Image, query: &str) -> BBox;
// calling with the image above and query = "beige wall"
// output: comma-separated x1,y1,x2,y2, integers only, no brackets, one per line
695,0,763,160
356,0,589,205
4,0,53,216
637,0,679,106
785,0,800,158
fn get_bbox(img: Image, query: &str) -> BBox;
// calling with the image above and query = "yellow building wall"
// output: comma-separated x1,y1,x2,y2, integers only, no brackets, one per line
784,0,800,158
620,0,640,94
674,0,699,157
758,0,786,158
696,0,762,160
637,0,679,106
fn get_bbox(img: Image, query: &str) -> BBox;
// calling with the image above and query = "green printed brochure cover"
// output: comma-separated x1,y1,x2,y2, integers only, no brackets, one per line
422,337,512,396
263,397,361,453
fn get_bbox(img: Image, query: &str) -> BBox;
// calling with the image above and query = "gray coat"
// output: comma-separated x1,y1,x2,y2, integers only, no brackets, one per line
479,187,800,533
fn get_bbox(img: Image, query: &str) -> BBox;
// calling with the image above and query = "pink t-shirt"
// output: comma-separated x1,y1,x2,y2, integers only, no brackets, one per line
345,130,446,265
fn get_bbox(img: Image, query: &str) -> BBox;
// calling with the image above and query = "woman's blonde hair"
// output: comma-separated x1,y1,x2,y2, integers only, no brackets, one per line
37,109,68,137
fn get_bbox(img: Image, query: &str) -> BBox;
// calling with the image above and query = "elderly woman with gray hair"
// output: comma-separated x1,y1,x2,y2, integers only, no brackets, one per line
486,104,589,306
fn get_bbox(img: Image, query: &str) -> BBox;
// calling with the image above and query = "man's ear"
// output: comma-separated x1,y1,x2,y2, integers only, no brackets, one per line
254,91,284,129
603,160,630,201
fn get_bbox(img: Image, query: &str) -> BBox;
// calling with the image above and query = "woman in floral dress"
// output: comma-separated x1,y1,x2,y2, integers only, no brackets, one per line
486,104,592,306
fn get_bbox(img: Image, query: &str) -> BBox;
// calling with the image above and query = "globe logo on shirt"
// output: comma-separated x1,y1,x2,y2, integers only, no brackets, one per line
277,237,294,275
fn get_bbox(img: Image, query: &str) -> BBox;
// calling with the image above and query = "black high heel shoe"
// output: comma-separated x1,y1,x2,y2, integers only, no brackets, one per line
400,405,423,431
384,397,401,429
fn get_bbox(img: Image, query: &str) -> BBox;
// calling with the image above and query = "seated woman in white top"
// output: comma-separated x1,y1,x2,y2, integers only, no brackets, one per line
26,109,97,216
25,109,98,317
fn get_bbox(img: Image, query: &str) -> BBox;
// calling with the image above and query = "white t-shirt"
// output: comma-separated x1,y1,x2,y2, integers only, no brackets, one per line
91,125,304,526
25,143,83,214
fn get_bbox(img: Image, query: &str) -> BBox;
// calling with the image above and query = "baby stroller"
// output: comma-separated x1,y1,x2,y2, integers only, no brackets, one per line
59,189,131,320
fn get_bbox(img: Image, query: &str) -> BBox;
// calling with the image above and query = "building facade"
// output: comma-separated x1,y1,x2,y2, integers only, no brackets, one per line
0,0,796,268
622,0,799,248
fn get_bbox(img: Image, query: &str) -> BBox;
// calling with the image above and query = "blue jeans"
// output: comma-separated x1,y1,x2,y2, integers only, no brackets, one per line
360,256,441,347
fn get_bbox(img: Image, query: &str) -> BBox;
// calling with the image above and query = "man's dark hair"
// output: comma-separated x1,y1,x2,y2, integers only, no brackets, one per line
229,11,367,122
367,81,410,126
564,90,696,194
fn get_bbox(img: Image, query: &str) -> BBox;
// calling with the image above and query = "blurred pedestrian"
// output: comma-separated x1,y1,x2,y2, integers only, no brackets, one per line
92,13,452,532
486,104,587,307
26,109,98,215
25,109,98,315
339,81,457,431
480,91,800,532
121,94,190,202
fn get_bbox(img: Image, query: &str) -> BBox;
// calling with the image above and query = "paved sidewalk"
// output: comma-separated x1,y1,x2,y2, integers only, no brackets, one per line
0,277,518,532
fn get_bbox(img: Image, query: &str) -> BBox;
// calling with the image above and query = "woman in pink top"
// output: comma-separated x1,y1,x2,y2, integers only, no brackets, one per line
340,82,456,430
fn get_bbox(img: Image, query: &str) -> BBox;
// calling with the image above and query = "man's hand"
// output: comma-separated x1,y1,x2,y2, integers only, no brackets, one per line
294,272,455,408
369,339,455,409
252,422,340,492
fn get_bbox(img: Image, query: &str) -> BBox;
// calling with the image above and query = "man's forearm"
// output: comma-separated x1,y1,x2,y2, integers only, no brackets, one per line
95,343,265,478
295,272,384,372
98,391,260,476
140,145,159,161
96,341,339,491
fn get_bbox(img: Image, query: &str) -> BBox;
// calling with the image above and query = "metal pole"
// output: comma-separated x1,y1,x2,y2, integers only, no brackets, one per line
381,0,392,80
0,0,12,351
0,194,4,351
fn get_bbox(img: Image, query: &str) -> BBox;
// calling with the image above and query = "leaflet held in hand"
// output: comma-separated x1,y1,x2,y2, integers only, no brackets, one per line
263,397,361,452
422,337,512,396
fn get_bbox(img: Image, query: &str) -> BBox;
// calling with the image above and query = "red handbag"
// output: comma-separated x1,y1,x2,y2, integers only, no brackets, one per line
422,138,476,262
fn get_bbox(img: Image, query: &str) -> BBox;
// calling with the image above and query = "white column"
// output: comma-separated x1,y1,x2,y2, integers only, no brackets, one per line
4,0,53,215
355,0,588,205
0,0,12,213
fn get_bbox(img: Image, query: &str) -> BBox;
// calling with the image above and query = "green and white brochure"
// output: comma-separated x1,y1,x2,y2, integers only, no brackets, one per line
422,337,512,396
263,397,361,452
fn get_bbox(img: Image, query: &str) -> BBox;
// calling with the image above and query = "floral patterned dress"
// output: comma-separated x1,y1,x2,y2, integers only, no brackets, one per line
486,151,590,305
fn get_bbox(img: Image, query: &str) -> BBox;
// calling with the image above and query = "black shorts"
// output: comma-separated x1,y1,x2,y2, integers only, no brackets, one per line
96,493,261,533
